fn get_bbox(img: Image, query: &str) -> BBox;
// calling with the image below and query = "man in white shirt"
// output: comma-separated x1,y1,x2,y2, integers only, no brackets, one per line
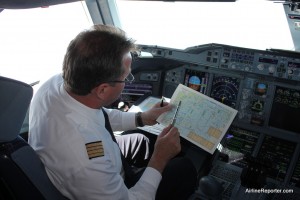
29,24,197,200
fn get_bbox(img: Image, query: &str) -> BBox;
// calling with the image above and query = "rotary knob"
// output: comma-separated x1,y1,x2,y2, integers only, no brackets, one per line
268,65,276,74
257,64,264,71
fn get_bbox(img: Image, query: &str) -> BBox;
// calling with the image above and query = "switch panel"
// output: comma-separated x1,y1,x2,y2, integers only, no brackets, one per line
140,72,159,82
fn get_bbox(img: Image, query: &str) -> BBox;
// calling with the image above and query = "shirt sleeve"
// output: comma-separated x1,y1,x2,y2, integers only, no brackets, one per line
128,167,162,199
104,108,136,131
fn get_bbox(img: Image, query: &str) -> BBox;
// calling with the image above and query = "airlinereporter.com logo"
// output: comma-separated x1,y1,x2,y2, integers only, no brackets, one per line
245,188,294,194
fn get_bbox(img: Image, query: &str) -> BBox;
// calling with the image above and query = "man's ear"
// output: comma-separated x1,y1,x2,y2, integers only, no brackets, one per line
93,83,110,99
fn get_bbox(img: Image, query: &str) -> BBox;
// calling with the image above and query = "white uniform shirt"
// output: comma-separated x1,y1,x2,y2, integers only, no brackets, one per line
29,74,161,200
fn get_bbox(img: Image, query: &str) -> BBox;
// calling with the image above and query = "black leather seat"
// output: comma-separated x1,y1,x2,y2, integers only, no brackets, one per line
0,76,67,200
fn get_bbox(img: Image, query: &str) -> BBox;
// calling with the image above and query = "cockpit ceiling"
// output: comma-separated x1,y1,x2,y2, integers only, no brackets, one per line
0,0,237,9
125,0,236,2
0,0,80,9
4,0,300,10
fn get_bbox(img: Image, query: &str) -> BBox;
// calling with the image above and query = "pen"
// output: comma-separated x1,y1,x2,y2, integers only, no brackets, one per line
171,101,181,126
160,96,165,107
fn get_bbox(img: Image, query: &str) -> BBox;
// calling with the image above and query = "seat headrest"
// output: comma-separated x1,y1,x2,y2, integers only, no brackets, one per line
0,76,33,142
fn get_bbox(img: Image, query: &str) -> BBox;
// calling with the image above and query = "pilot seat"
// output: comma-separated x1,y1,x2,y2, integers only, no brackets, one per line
0,76,67,200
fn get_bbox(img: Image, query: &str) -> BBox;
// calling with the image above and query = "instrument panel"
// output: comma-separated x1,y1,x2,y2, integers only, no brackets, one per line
121,43,300,195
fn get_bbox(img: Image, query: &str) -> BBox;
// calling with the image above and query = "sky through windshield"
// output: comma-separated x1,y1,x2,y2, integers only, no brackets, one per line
116,0,294,51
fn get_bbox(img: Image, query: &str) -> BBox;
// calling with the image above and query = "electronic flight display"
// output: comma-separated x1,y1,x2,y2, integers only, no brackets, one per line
238,78,264,125
257,135,296,182
269,86,300,134
117,83,153,108
210,75,240,108
220,126,260,168
184,69,209,94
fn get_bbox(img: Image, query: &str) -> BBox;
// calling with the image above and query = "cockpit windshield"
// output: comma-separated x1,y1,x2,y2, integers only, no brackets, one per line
0,0,297,84
116,0,294,50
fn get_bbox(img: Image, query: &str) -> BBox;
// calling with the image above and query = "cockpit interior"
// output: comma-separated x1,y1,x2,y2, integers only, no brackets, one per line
1,0,300,199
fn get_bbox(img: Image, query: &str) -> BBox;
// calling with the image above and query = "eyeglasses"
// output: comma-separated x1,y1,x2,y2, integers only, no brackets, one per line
108,73,135,84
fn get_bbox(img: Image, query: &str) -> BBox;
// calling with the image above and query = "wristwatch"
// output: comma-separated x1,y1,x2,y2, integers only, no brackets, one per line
136,112,144,127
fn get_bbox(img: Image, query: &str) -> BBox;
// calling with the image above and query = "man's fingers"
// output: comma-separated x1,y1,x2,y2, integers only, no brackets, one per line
159,124,173,137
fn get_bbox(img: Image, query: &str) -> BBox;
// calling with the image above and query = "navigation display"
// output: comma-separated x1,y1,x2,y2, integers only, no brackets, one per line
268,86,300,134
210,75,240,108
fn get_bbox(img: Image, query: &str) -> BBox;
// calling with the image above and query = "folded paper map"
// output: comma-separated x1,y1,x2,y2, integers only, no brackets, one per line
133,84,238,154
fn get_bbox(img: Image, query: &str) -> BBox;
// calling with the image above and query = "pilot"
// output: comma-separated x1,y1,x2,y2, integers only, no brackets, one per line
29,24,197,200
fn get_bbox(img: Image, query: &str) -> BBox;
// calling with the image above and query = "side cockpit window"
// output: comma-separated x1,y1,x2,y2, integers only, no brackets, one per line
0,1,93,136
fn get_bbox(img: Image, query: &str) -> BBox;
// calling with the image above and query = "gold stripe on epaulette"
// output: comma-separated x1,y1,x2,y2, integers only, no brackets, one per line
86,141,104,159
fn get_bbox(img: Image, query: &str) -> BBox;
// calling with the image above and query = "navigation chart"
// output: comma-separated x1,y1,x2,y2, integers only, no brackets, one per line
157,84,238,154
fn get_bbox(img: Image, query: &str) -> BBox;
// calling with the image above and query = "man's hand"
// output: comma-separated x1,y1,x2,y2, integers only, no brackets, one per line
141,102,172,125
147,125,181,173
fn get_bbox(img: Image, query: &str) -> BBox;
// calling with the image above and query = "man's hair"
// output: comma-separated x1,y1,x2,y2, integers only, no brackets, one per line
62,24,136,95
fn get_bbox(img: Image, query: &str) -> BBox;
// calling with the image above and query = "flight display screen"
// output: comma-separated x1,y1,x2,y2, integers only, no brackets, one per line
258,57,278,64
220,126,260,168
184,69,209,94
210,75,240,108
288,62,300,69
121,83,153,105
268,86,300,134
257,135,296,182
